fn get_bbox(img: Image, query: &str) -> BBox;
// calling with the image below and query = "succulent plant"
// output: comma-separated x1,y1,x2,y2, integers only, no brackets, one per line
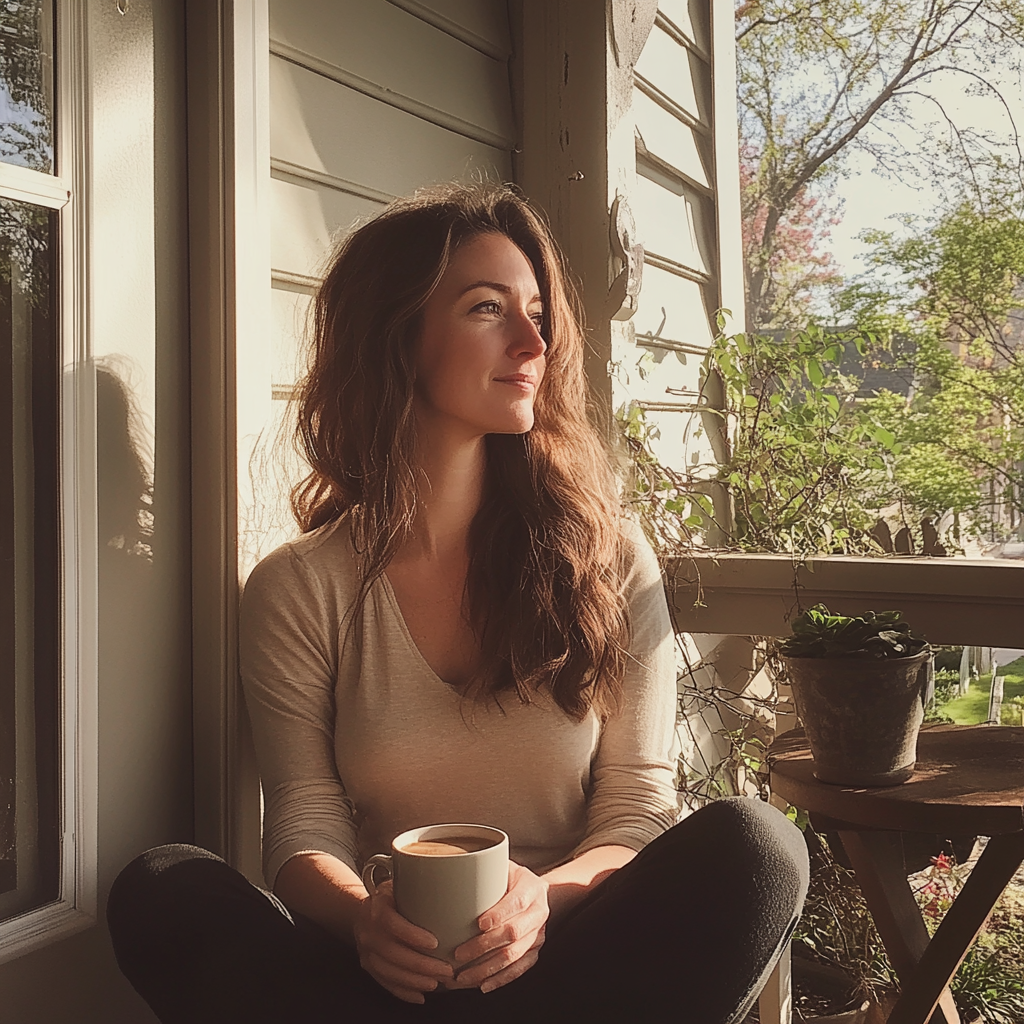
780,604,929,660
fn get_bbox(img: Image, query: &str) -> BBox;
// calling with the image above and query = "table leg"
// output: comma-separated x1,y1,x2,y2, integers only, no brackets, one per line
758,939,792,1024
886,831,1024,1024
837,831,959,1024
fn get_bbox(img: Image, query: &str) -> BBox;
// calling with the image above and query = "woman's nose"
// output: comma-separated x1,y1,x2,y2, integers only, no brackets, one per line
509,311,546,358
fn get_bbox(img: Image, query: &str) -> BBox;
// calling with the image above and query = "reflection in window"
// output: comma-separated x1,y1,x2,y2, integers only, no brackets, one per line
0,0,54,173
0,196,59,922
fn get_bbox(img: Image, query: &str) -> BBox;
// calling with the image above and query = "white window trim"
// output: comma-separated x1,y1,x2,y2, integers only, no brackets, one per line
0,0,98,964
666,553,1024,648
0,162,70,209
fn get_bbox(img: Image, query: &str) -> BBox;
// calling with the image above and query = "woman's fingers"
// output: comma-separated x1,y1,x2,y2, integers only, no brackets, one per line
466,898,546,957
480,942,543,993
453,860,549,967
479,862,546,931
365,936,452,980
355,887,453,1001
449,925,546,990
376,892,440,954
361,950,444,996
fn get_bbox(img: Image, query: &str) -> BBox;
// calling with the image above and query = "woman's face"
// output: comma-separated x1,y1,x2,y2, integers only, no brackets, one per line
414,231,547,440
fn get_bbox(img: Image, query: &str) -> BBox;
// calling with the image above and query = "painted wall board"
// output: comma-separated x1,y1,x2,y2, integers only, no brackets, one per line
270,56,511,201
270,286,312,387
396,0,511,54
269,0,513,143
618,341,703,403
614,0,721,508
641,407,711,470
270,175,384,280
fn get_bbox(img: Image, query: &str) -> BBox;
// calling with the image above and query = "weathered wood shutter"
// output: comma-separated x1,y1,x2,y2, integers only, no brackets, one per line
616,0,743,518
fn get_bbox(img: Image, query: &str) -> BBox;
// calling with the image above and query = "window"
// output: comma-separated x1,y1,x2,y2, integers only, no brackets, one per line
0,0,93,961
0,195,60,924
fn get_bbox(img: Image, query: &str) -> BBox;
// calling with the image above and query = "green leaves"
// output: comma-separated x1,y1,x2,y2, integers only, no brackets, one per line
707,324,899,554
871,426,896,451
780,604,929,659
845,198,1024,539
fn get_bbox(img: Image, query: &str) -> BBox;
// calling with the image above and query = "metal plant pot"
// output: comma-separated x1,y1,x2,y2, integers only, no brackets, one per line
781,651,933,786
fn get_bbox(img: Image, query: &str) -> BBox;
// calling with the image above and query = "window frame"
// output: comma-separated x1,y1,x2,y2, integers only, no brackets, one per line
0,0,98,964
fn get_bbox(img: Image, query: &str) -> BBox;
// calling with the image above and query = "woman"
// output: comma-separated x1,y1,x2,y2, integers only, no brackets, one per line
108,183,807,1024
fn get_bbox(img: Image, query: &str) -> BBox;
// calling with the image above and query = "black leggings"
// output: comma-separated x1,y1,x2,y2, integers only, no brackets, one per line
107,797,808,1024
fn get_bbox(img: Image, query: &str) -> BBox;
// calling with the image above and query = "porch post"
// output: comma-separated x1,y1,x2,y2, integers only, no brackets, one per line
514,0,638,415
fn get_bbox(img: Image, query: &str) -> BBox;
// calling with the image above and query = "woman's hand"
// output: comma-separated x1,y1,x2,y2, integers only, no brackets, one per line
353,879,455,1004
446,861,549,993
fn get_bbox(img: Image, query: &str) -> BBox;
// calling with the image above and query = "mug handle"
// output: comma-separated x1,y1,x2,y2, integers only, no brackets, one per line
362,853,393,896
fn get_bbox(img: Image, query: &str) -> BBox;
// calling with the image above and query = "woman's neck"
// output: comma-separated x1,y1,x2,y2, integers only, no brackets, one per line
400,422,486,563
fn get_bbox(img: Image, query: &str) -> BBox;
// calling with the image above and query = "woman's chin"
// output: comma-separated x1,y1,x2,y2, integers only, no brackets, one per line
487,411,535,435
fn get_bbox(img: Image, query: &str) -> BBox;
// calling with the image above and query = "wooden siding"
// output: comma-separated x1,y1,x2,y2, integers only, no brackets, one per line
269,0,514,148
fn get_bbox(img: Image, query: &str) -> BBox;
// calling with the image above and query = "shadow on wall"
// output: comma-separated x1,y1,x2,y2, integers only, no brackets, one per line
96,358,153,560
93,356,193,870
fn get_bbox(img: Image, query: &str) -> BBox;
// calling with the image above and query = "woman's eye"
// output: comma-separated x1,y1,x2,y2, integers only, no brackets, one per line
473,300,502,315
530,313,545,328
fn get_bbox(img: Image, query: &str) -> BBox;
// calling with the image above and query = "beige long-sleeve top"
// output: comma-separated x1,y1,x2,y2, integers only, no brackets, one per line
239,518,679,889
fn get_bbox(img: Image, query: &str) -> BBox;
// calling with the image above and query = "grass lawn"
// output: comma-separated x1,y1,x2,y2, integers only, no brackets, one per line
940,656,1024,724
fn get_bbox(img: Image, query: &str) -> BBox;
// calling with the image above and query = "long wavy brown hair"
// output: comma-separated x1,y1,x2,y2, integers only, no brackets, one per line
292,182,629,720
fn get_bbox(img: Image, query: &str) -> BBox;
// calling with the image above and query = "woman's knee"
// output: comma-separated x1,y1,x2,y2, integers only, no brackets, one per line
107,844,229,949
661,797,810,916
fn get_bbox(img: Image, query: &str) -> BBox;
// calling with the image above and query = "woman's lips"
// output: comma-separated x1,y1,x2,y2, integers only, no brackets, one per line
493,373,537,389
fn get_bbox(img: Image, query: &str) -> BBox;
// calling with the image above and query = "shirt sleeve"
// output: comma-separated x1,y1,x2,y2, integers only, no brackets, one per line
573,522,679,856
238,541,361,887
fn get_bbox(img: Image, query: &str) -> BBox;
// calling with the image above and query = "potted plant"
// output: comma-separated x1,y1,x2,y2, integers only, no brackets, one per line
777,605,932,786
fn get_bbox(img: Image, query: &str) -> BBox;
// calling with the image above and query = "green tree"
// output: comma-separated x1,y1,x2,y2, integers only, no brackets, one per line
622,323,905,555
629,200,1024,554
840,201,1024,539
701,324,900,553
737,0,1024,330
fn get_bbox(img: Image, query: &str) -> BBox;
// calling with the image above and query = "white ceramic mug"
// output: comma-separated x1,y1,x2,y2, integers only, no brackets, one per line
361,823,509,964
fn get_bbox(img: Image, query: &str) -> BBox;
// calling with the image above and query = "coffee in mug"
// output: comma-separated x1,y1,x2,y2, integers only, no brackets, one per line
362,823,509,964
399,835,498,856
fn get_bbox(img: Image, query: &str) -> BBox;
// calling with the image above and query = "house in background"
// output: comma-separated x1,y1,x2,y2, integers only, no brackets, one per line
0,2,743,1018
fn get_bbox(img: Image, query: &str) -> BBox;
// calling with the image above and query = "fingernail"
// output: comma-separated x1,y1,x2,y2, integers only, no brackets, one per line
478,917,492,930
481,981,496,994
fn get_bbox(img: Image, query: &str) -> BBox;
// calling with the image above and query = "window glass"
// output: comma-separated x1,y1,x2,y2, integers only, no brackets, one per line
0,0,54,173
0,195,59,922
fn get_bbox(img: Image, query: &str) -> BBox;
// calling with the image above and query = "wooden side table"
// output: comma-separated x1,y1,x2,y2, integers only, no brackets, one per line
769,725,1024,1024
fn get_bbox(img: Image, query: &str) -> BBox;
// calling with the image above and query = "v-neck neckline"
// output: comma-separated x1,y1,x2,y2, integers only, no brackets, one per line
378,570,462,691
